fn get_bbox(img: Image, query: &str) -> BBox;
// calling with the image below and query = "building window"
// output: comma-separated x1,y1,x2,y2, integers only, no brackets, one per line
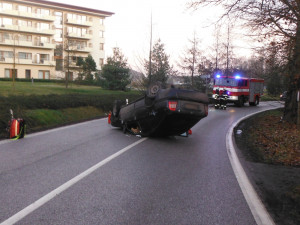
18,19,32,27
19,5,32,13
99,31,104,38
19,52,32,59
37,8,50,15
37,36,50,43
5,69,17,78
100,43,104,50
67,13,87,23
55,29,63,42
55,59,63,71
19,34,32,42
4,69,10,78
38,70,50,79
99,58,104,66
0,32,10,42
69,40,87,48
54,44,63,57
68,27,87,37
66,72,73,81
25,70,31,79
36,54,49,64
0,3,13,10
0,17,13,26
100,18,104,25
54,11,63,28
37,22,50,31
0,51,13,59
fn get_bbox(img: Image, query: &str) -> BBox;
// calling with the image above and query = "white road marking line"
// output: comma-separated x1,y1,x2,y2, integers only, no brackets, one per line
27,118,107,138
226,107,282,225
0,118,107,146
0,137,148,225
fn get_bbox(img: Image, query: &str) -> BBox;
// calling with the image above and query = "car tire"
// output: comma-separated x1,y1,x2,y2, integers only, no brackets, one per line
255,96,259,106
146,82,161,98
123,124,127,134
238,96,244,107
113,100,122,117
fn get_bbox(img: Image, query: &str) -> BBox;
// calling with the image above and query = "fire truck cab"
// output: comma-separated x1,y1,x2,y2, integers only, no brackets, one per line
213,75,264,106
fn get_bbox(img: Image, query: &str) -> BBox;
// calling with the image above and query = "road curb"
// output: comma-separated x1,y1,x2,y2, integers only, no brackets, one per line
226,108,282,225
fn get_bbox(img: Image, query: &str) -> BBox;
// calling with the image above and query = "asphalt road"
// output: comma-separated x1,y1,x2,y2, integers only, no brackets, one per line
0,101,283,225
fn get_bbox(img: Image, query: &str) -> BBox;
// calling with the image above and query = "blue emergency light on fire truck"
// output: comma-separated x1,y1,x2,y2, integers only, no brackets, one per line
213,75,264,107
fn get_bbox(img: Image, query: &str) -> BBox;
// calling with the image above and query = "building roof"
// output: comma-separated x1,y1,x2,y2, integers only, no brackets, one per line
14,0,114,17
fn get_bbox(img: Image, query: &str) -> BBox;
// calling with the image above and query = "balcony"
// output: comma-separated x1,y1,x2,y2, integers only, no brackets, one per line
67,32,92,40
66,18,92,27
68,61,80,68
67,46,92,53
0,24,55,35
0,39,55,49
0,57,32,65
18,58,33,65
0,57,55,66
18,26,56,35
33,42,55,49
0,57,13,63
0,39,14,45
32,59,55,66
0,9,55,21
0,9,18,16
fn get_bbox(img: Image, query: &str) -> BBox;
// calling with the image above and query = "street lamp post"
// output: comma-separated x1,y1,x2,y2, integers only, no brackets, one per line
12,33,18,89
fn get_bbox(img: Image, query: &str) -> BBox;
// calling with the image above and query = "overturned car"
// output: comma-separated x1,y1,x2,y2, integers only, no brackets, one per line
110,84,209,137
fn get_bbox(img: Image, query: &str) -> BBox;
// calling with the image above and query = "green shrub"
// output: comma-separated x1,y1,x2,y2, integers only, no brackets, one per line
0,92,142,139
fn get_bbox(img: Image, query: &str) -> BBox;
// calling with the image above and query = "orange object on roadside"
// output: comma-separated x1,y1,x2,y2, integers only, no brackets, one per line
188,129,192,135
8,118,26,140
10,119,20,139
108,111,111,124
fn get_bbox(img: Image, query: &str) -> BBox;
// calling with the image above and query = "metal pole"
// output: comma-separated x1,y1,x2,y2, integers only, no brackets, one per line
13,34,16,89
66,38,69,88
148,12,152,85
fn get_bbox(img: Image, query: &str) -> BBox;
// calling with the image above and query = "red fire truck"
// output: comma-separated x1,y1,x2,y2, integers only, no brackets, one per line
213,75,264,106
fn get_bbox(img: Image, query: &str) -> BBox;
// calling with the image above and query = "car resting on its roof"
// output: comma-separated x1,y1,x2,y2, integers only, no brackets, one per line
109,83,209,137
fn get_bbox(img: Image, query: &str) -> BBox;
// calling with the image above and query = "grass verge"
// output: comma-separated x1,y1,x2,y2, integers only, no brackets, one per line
235,109,300,225
238,109,299,166
24,107,105,133
0,81,143,139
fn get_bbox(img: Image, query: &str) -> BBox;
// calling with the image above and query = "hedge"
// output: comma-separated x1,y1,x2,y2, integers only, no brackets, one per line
0,92,142,139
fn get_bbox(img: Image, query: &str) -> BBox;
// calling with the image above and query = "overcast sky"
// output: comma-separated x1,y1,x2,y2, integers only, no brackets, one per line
50,0,254,71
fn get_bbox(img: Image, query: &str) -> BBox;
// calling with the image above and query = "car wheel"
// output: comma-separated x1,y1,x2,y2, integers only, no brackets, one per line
123,124,127,134
113,100,122,117
255,96,259,106
146,82,161,98
238,96,244,107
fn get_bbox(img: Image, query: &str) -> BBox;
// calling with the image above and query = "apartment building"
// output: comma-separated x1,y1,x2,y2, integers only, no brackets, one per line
0,0,113,80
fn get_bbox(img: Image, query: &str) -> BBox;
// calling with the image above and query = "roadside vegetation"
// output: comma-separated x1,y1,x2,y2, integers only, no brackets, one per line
0,81,142,139
237,109,299,166
235,108,300,225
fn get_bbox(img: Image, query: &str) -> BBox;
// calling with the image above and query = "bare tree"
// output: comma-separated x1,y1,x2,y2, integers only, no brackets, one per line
213,24,221,70
63,36,84,88
188,0,300,124
178,32,201,87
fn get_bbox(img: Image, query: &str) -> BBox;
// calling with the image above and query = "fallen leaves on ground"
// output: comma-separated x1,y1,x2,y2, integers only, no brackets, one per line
250,113,300,167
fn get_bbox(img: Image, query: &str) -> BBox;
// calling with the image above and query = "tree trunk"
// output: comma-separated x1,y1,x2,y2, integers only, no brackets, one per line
283,24,300,125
